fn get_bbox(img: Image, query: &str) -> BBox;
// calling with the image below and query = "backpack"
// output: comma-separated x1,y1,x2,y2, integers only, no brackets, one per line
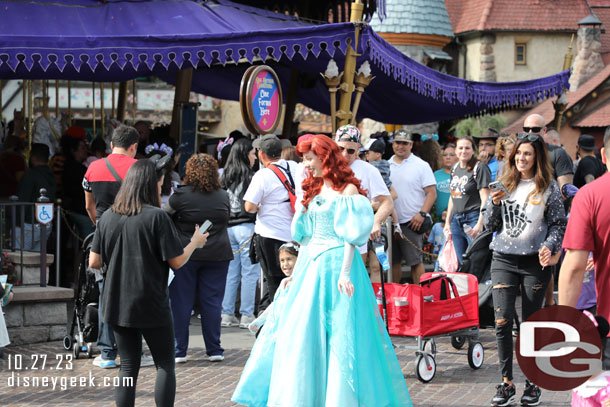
269,162,296,213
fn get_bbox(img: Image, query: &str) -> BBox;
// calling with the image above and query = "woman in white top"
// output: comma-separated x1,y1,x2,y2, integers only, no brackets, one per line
484,133,566,407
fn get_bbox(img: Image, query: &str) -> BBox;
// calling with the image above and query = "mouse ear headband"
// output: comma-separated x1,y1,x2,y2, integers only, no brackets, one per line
148,154,172,178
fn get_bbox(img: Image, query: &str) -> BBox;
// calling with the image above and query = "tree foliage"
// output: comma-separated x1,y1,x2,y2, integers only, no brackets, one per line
450,114,507,139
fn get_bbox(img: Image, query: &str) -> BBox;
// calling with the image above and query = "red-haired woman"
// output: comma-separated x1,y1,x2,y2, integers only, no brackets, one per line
232,134,412,407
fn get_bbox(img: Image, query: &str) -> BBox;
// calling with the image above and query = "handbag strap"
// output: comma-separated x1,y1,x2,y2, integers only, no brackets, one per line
269,163,296,210
104,157,123,183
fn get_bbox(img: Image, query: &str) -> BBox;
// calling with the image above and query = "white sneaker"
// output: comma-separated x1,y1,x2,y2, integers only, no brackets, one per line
239,315,255,329
221,314,239,327
175,356,188,364
208,354,224,362
140,354,155,367
93,355,117,369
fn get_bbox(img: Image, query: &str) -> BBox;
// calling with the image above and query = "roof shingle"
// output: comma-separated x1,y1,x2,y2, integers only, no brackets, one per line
503,63,610,134
572,99,610,127
446,0,590,35
372,0,454,37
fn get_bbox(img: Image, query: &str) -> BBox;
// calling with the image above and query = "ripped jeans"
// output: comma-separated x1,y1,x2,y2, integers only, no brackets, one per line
490,252,551,381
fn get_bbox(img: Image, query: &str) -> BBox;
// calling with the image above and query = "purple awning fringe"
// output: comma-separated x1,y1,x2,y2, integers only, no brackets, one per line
361,26,570,108
0,23,354,73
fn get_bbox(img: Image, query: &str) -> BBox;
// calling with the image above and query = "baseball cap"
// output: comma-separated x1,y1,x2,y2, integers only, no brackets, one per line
335,125,361,144
393,129,413,143
253,134,282,158
363,138,386,154
577,134,596,151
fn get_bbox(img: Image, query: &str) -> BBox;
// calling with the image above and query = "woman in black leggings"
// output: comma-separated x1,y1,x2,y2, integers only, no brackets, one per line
90,159,208,406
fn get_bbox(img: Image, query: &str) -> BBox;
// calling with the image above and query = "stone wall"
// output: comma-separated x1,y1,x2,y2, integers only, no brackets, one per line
479,34,496,82
2,251,73,346
5,296,70,345
570,27,605,91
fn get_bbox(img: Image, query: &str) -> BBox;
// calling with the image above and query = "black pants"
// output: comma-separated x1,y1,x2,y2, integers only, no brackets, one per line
255,235,286,311
490,252,551,381
112,324,176,407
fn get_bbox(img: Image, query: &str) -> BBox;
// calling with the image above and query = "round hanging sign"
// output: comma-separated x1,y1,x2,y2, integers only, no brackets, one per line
240,65,283,135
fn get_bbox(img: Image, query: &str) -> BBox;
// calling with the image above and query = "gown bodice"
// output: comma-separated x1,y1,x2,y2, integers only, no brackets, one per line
292,194,374,259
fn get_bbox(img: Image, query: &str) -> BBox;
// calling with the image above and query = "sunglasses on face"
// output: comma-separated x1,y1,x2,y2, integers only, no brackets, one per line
523,126,543,133
339,146,357,155
517,132,541,142
394,141,411,146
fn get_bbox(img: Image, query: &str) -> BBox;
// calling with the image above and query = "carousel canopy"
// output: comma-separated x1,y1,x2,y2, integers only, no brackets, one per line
0,0,570,124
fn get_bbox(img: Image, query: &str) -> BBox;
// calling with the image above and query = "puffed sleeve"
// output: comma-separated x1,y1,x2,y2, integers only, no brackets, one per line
333,195,374,246
291,201,313,244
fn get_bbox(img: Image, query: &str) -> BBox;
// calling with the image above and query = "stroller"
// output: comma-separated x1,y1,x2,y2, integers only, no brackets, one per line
457,230,495,328
63,232,99,358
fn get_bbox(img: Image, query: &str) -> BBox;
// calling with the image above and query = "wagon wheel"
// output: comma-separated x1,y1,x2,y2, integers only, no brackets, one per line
422,339,437,357
415,354,436,383
468,342,484,369
451,335,466,350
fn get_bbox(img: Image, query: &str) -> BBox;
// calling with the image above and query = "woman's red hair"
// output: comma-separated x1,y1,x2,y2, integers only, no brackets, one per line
296,134,367,209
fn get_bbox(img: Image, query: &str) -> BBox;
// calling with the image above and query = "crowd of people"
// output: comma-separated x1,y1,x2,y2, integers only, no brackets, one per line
1,112,609,407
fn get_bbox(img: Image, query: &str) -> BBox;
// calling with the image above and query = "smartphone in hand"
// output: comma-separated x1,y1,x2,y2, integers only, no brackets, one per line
199,220,213,235
489,181,509,194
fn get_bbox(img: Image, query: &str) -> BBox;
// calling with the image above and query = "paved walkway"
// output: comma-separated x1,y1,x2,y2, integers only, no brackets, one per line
1,318,572,406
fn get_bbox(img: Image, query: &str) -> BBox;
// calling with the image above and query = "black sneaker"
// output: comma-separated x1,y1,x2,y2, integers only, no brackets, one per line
491,382,516,406
520,380,541,406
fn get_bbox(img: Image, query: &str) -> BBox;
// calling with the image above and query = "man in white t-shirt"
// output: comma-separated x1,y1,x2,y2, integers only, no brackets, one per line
389,130,436,284
335,125,393,261
244,134,298,307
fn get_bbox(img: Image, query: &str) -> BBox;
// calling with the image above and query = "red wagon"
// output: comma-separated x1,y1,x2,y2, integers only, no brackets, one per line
373,272,484,382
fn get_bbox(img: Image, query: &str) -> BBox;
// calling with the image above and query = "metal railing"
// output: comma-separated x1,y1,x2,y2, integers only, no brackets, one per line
0,188,60,287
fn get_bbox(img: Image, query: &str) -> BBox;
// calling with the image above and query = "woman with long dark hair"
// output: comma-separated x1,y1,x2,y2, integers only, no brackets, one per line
219,139,259,328
444,136,491,263
165,154,232,363
89,160,208,407
232,134,412,407
484,134,566,407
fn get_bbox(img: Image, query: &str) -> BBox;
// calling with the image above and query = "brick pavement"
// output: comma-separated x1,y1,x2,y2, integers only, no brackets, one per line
0,327,572,406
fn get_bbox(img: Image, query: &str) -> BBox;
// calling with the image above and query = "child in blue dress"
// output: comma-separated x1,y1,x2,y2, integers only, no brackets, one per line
248,241,299,333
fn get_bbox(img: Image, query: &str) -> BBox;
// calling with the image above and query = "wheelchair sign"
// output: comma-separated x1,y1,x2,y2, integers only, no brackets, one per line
35,203,54,225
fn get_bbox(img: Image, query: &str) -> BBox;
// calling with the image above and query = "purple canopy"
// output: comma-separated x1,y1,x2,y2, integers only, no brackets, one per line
0,0,570,124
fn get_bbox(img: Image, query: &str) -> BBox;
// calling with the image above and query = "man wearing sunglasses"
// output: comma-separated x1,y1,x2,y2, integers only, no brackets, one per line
334,125,393,260
389,130,437,284
522,113,574,310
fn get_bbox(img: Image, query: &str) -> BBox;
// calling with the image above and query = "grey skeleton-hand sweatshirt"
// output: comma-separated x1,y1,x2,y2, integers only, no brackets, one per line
483,178,566,256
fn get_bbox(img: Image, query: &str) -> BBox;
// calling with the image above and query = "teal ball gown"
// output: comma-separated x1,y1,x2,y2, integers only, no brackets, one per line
232,194,412,407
